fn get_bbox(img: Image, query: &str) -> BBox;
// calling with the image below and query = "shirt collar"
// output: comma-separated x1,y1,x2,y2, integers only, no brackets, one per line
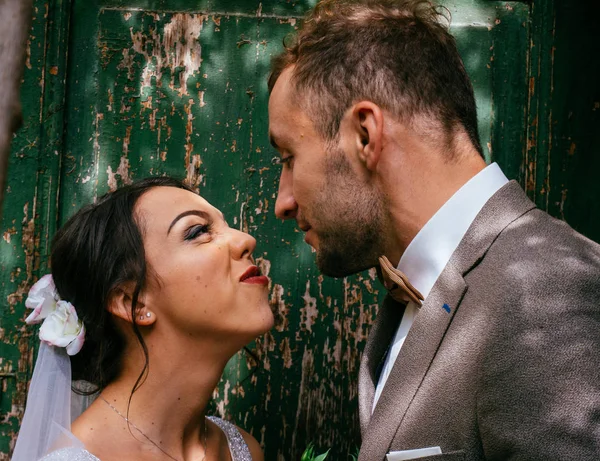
397,163,509,299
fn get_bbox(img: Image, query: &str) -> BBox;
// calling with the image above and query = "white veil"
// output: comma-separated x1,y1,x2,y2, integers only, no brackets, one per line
11,342,90,460
13,273,94,459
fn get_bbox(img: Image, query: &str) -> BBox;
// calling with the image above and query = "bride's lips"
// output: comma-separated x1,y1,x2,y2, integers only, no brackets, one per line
240,265,269,285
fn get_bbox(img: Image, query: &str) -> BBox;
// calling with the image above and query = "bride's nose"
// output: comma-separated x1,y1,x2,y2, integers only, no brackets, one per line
228,228,257,260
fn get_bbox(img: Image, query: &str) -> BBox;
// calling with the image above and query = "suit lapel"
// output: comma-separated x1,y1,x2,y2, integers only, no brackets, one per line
358,181,536,460
358,297,405,434
359,263,467,461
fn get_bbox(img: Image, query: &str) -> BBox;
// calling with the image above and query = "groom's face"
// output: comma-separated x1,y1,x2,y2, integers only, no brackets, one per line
268,68,385,277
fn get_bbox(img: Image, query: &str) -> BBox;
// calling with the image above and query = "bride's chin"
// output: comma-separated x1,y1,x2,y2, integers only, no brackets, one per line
260,305,276,331
240,315,275,346
249,300,275,330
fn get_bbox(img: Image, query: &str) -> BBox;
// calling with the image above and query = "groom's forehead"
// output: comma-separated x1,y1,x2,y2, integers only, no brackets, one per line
268,105,319,149
268,67,307,123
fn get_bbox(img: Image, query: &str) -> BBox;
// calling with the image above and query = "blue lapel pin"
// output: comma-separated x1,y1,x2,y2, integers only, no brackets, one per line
442,303,451,313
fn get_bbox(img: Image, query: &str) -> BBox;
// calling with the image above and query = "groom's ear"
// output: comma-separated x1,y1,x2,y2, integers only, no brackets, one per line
350,101,384,172
107,282,155,326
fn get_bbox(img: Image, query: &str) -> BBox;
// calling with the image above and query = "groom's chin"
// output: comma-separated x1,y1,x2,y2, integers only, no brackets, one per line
315,250,372,278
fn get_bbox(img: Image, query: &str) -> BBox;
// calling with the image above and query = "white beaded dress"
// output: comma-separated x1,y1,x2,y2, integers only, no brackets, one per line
39,416,252,461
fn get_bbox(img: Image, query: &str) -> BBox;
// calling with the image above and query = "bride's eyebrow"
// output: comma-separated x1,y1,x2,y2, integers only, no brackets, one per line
167,210,210,235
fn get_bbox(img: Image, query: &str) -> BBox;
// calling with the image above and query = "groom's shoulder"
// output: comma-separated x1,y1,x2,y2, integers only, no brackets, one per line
472,206,600,306
496,207,600,269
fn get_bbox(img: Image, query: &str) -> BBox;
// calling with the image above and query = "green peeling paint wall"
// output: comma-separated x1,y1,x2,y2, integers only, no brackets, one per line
1,0,599,459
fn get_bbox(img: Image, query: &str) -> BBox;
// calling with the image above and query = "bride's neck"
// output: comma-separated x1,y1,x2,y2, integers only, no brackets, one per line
96,339,230,455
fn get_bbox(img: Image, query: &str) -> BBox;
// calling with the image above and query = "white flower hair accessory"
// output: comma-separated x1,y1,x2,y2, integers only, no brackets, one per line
25,274,85,356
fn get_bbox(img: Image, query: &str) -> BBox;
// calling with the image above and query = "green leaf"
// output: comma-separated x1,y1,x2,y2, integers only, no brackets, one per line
313,449,330,461
301,443,315,461
301,444,331,461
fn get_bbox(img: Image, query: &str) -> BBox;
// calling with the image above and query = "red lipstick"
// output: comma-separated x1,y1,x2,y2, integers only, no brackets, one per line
240,266,269,285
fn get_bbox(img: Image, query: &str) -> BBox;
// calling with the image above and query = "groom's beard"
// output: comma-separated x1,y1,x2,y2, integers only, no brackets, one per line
310,150,386,278
316,220,383,277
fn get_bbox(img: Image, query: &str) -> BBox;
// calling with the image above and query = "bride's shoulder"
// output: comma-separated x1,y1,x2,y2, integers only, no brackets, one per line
208,416,263,461
40,447,101,461
235,425,264,461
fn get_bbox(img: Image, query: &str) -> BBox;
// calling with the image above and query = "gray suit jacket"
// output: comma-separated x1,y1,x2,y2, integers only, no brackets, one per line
358,181,600,461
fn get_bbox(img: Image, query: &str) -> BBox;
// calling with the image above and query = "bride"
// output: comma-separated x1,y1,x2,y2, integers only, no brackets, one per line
13,177,274,461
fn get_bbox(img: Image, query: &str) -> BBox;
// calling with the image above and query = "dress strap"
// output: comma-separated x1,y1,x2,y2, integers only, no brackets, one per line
207,416,252,461
39,447,101,461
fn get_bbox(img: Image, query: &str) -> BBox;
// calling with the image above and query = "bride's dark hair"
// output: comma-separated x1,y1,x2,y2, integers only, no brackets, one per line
50,177,194,393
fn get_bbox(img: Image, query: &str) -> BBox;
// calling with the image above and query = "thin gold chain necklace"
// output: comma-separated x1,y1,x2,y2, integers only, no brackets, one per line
100,396,207,461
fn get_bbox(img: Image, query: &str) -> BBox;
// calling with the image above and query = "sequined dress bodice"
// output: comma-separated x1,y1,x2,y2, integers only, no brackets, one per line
39,417,252,461
208,416,252,461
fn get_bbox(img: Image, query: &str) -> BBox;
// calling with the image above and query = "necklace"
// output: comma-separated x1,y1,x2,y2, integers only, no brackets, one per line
100,396,208,461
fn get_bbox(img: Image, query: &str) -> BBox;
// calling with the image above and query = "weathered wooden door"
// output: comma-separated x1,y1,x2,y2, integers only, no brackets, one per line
2,0,599,459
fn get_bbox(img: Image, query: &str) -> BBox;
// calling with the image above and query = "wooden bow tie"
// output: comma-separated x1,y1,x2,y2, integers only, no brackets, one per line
378,255,424,307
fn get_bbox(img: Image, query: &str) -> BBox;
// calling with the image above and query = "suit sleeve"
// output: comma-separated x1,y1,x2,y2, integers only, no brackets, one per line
476,270,600,460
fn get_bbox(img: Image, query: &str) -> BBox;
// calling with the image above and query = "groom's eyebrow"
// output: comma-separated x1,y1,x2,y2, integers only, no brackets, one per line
168,210,210,235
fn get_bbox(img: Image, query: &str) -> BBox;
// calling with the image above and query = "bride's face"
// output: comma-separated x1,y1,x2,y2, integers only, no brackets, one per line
136,186,274,345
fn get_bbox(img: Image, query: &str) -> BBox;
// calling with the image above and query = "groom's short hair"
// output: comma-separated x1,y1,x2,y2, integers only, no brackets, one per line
268,0,483,157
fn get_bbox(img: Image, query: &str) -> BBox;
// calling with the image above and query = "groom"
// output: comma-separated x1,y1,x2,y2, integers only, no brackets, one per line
267,0,600,460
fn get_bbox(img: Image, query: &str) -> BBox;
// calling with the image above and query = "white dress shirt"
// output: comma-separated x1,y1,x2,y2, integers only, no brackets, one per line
372,163,509,411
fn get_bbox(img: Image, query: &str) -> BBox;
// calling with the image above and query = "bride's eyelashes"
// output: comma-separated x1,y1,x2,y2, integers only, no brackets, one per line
184,223,212,241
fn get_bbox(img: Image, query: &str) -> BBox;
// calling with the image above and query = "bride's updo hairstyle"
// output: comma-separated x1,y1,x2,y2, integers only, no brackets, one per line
50,177,194,392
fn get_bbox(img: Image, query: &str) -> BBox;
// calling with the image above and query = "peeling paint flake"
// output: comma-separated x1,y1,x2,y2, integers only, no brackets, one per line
3,228,17,244
270,284,289,332
182,98,204,189
126,13,206,97
185,154,203,189
107,155,132,191
300,281,318,333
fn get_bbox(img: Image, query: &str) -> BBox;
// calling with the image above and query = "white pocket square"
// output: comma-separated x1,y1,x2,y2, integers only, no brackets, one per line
386,446,442,460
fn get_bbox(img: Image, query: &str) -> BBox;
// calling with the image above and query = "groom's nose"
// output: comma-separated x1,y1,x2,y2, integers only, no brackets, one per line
275,169,298,220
